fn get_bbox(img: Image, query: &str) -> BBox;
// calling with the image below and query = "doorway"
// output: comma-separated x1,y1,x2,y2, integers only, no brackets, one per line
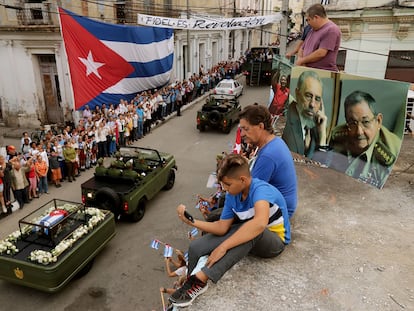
38,55,63,125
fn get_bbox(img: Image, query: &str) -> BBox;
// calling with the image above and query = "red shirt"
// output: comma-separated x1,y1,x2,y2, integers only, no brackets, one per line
270,84,289,115
27,164,36,178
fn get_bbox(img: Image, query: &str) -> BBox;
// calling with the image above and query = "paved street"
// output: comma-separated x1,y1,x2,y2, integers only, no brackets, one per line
0,84,413,311
0,83,268,310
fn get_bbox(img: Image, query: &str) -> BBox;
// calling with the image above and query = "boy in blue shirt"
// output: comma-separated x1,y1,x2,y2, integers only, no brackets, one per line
170,154,290,307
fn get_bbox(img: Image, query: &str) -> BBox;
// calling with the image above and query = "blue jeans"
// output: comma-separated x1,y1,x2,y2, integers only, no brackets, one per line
109,138,117,155
187,223,285,283
137,121,144,138
38,176,48,194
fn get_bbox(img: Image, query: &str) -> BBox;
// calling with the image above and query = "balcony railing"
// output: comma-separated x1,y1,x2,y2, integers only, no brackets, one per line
17,2,53,26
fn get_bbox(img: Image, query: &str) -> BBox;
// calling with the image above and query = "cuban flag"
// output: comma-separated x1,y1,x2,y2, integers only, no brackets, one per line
58,8,174,110
164,244,173,258
184,251,189,263
189,227,199,237
232,126,242,154
150,239,160,250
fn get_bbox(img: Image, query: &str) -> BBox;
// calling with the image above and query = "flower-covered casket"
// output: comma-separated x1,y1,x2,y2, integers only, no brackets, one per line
0,199,115,292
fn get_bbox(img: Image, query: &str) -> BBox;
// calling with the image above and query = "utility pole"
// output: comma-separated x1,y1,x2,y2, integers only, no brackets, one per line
279,0,289,56
232,0,236,59
186,0,190,78
260,0,264,45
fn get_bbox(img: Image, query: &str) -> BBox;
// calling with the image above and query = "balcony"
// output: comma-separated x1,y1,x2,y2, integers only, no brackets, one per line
17,2,53,26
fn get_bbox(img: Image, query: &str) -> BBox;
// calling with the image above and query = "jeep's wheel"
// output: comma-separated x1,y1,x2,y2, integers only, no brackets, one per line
95,188,121,214
163,169,175,190
199,124,206,132
224,120,232,134
75,258,95,279
209,110,221,125
130,198,146,222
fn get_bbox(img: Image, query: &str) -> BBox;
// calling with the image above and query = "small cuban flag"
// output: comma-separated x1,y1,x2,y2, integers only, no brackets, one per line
164,244,173,258
184,251,189,263
195,201,208,209
150,239,160,250
189,227,199,237
232,126,242,154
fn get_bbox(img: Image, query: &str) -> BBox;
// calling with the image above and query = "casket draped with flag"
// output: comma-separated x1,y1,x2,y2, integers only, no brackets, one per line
58,8,174,110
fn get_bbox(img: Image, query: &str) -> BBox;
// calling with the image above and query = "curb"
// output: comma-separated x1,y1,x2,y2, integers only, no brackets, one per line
0,75,244,140
0,93,210,141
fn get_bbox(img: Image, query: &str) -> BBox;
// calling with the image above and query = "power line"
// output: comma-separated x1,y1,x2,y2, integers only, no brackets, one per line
1,3,412,65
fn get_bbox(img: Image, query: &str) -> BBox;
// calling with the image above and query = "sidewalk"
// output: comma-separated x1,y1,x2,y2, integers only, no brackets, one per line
0,127,31,140
0,74,246,143
0,92,211,145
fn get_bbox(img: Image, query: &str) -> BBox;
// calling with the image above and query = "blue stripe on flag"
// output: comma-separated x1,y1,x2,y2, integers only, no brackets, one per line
164,245,173,258
151,239,159,249
190,227,199,237
127,54,174,78
184,252,189,263
63,9,173,44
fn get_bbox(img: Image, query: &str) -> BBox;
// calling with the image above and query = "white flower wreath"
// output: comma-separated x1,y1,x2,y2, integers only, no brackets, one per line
28,207,106,265
0,205,106,265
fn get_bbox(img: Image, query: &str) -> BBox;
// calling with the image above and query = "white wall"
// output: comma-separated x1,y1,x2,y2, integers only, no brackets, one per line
0,38,42,127
0,32,74,127
338,14,414,79
174,29,226,80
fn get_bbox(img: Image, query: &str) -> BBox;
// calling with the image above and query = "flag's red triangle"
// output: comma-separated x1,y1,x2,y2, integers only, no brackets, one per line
59,8,134,109
233,126,242,154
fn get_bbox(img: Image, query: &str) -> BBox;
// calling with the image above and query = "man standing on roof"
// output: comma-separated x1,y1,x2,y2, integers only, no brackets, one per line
296,4,341,72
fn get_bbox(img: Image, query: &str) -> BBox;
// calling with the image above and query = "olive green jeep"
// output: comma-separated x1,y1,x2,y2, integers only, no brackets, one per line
81,146,177,222
196,95,241,134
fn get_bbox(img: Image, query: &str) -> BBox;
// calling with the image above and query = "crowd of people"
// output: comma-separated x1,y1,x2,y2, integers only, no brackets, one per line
0,59,245,217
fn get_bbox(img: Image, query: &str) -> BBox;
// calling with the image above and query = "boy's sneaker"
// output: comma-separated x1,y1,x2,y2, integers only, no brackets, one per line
168,275,208,307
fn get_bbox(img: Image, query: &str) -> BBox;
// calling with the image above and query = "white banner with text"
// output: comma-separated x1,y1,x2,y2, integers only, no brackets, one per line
137,13,283,30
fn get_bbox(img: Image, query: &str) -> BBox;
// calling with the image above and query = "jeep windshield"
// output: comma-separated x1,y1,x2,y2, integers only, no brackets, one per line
119,146,162,164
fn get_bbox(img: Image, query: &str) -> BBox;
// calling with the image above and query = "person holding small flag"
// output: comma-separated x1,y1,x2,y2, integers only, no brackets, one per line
160,248,188,296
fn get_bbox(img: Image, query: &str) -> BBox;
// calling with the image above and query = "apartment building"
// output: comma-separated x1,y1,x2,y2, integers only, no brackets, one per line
0,0,273,128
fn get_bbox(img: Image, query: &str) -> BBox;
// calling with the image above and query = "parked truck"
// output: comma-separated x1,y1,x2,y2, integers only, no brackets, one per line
241,46,279,86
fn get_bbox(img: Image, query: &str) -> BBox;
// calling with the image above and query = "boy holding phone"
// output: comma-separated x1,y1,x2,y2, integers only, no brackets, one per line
169,154,290,307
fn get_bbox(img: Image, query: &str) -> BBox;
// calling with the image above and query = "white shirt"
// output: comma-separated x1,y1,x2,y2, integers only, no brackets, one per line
174,266,188,277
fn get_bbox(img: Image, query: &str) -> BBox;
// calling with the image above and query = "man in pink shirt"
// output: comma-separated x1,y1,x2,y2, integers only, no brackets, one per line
297,4,341,72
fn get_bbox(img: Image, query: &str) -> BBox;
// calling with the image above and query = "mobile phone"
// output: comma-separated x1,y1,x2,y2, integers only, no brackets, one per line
184,210,195,223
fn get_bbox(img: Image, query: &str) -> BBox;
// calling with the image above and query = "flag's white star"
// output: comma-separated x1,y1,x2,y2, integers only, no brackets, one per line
233,143,241,154
78,51,105,79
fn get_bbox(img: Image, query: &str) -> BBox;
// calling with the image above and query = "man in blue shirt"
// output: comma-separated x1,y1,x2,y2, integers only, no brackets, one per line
136,103,144,139
239,104,298,218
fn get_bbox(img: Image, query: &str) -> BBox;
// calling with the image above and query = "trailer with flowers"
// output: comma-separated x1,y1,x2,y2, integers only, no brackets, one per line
0,199,115,292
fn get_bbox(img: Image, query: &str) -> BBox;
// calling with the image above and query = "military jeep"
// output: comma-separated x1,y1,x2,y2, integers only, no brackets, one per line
196,95,241,134
81,146,176,222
